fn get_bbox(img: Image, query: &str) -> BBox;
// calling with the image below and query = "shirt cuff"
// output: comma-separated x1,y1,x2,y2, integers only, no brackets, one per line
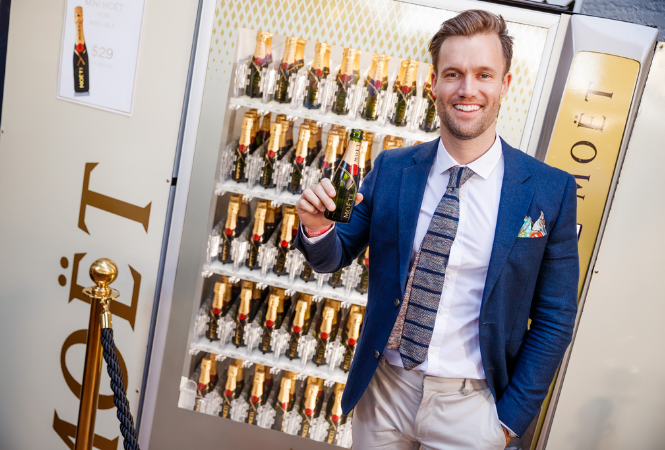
499,421,519,438
300,223,335,244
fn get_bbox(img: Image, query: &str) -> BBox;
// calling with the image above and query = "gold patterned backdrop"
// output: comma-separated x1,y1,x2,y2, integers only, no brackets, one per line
206,0,548,148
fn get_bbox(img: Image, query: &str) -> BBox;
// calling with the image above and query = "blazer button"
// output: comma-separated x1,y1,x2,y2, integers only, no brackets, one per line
375,350,380,360
394,298,400,308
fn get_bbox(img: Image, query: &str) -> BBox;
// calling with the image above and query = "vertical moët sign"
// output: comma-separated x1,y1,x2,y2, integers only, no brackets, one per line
545,51,640,294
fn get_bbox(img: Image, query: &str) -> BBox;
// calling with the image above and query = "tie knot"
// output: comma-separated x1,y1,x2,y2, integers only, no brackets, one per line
447,166,475,189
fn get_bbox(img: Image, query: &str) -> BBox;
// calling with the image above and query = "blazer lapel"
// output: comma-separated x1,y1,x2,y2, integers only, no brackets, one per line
481,141,534,308
398,139,438,294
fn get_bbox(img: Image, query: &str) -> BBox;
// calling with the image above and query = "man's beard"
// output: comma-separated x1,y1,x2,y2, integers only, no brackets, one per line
437,96,500,141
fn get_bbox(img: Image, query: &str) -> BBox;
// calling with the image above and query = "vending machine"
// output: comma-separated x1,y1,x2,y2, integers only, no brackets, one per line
137,0,658,448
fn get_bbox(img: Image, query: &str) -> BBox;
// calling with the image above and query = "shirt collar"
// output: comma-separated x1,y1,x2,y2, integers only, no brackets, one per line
435,133,502,180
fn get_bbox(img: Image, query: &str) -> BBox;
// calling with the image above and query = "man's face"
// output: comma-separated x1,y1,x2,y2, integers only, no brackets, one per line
431,33,512,141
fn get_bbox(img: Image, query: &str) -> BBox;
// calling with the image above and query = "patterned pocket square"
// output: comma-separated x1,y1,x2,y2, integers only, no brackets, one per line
518,212,547,238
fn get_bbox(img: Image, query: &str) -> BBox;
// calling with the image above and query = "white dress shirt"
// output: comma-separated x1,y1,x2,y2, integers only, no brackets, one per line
383,134,504,379
303,135,504,379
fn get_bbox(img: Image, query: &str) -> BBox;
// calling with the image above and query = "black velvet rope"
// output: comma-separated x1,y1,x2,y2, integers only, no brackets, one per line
100,327,140,450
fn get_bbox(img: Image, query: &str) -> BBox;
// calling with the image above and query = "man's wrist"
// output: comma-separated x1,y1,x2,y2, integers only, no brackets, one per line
304,224,332,238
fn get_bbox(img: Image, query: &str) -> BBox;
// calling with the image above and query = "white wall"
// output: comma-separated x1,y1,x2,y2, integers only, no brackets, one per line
546,43,665,449
0,0,198,448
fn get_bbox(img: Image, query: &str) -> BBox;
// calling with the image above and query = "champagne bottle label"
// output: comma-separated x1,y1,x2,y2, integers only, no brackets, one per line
73,7,90,93
324,130,362,223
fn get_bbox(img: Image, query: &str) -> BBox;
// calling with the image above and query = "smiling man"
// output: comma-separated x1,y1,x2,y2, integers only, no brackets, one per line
294,9,579,450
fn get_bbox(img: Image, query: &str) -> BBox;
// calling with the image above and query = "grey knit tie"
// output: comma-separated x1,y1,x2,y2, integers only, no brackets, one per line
387,165,475,370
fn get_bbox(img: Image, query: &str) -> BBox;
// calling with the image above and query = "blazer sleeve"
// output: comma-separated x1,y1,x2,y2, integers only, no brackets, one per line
293,150,386,273
496,173,580,436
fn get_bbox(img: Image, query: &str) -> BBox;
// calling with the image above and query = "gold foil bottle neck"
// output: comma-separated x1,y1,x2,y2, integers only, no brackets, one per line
266,204,277,223
199,358,212,387
239,116,255,149
238,288,252,318
323,132,340,165
382,55,391,86
278,119,289,149
225,365,238,393
268,123,282,154
339,49,356,76
212,281,225,310
295,38,307,62
312,43,330,71
423,64,434,92
280,208,296,244
368,54,384,83
251,370,265,399
208,354,218,377
347,313,362,341
404,61,419,87
238,198,250,221
74,6,83,22
292,300,307,330
304,384,319,412
278,377,292,406
260,113,271,132
224,196,240,232
252,30,268,60
265,293,280,325
281,37,298,66
252,201,267,238
331,383,344,418
320,306,334,336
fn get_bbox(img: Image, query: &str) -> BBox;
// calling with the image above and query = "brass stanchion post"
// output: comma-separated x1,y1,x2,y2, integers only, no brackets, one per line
74,258,120,450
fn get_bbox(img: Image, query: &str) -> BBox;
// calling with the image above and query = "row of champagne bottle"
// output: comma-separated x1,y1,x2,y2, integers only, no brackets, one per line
191,354,352,444
201,276,365,370
245,31,438,130
217,195,370,284
230,109,411,197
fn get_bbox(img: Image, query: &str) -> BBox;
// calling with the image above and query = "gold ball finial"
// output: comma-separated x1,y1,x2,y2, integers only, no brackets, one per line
89,258,118,289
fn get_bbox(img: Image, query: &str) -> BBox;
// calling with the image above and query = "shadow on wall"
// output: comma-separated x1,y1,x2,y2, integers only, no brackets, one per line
581,0,665,41
570,398,614,450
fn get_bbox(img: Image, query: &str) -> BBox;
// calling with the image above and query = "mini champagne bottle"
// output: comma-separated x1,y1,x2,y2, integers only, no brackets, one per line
358,131,374,183
73,7,89,94
257,112,271,148
289,126,310,195
328,269,344,289
304,42,331,109
219,196,240,263
313,305,335,366
206,279,232,340
247,109,261,153
220,364,239,418
246,31,272,98
332,48,359,115
299,383,320,437
194,357,216,411
324,129,363,223
294,38,307,71
232,282,254,347
275,37,298,103
391,60,419,127
304,120,320,165
232,115,255,182
420,64,438,132
273,206,298,275
381,54,391,91
259,289,283,353
287,297,310,360
247,365,265,425
325,383,347,443
246,201,268,269
341,312,363,372
361,54,386,121
273,375,292,431
356,248,370,294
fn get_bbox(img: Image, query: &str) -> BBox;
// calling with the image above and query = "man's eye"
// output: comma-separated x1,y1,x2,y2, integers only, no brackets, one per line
446,73,458,78
480,74,490,79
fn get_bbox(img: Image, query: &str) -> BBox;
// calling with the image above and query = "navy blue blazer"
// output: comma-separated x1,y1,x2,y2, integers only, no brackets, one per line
294,138,579,436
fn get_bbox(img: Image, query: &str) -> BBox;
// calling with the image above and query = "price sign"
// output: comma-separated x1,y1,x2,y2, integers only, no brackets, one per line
57,0,147,115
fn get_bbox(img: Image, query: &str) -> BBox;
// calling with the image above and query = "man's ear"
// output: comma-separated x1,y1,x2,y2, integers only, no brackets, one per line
430,67,438,91
500,71,512,98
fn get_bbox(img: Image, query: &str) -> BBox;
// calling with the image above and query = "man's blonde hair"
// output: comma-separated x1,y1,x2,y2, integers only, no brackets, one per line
429,10,514,74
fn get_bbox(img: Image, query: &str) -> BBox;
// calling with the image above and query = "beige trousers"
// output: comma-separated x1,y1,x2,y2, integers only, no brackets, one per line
353,358,506,450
